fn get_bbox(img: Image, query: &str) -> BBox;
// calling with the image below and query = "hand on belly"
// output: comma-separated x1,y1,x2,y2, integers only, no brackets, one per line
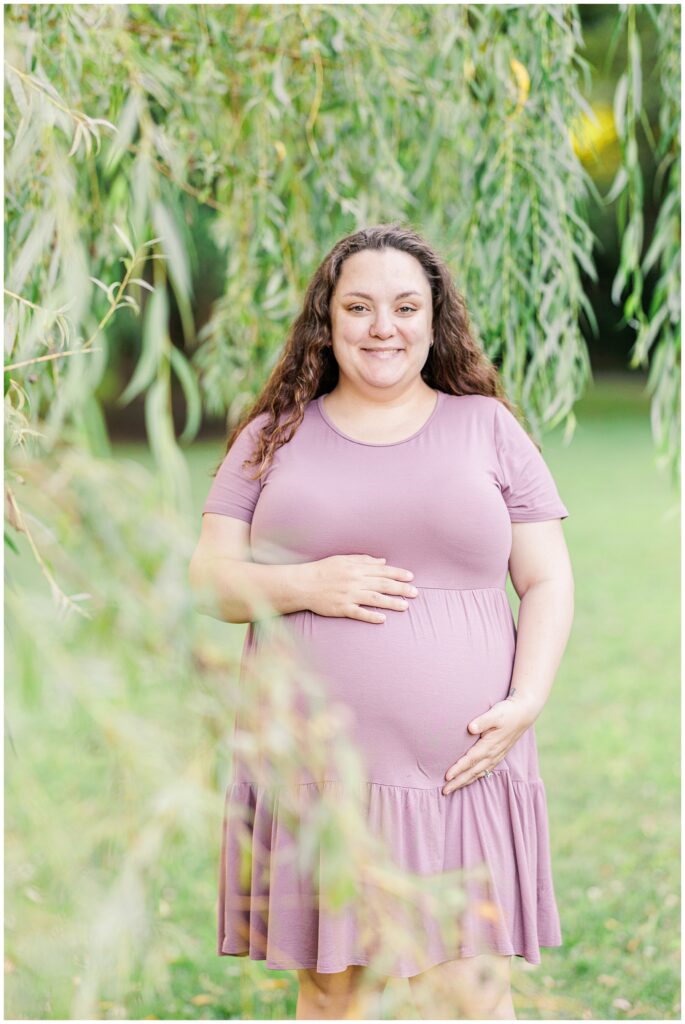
441,693,537,794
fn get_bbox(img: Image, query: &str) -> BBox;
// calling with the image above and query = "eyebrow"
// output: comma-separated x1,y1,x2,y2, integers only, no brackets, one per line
342,291,422,300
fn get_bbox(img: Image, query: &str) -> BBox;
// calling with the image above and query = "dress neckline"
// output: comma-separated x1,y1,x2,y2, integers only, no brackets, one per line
316,389,444,447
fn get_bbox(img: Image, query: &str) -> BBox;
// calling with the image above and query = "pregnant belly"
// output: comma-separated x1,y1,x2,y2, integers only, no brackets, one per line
268,587,518,789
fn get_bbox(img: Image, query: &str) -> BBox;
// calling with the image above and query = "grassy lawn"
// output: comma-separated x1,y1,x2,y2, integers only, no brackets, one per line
520,373,680,1020
6,374,679,1020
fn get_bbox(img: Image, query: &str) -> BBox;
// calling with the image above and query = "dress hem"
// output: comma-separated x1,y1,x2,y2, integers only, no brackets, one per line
217,773,563,979
216,941,564,975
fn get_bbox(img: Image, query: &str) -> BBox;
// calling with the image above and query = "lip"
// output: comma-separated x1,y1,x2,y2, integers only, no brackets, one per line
361,348,404,360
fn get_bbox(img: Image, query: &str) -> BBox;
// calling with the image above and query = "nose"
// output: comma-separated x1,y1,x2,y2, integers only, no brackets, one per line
370,310,397,338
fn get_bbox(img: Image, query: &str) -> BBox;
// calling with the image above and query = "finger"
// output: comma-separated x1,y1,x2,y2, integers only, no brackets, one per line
444,751,480,783
350,606,387,623
360,590,410,612
442,760,495,795
371,577,418,598
376,565,414,581
443,750,493,787
468,713,499,735
445,744,506,781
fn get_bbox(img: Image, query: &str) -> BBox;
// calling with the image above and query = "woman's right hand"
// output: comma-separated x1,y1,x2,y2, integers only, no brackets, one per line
302,554,418,623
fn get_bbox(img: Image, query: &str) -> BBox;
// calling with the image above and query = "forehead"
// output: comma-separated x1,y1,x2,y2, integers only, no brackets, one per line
336,248,429,294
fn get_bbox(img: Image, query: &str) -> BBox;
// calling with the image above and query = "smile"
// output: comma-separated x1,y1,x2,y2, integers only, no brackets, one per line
361,348,404,359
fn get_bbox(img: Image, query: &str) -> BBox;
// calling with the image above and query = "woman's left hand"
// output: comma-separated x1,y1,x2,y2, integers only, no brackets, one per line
442,693,539,795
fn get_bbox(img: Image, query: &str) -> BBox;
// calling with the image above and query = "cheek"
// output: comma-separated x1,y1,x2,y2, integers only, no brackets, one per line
335,323,366,348
413,317,432,338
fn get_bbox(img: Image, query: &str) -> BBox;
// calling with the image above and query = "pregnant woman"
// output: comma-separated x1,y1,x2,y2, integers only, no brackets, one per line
190,224,574,1019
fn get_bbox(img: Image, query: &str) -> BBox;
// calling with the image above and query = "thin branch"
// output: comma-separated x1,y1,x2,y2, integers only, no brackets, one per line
4,288,56,313
126,142,233,214
5,348,102,373
5,485,91,620
4,61,115,135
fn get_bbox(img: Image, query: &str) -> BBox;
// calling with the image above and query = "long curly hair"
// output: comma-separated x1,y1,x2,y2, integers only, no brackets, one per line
212,222,527,481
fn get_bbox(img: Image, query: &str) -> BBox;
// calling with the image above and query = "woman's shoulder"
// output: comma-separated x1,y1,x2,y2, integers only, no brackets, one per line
443,391,499,402
235,404,293,437
440,391,500,415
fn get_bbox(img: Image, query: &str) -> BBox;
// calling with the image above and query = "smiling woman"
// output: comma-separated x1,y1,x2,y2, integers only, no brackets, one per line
321,250,439,439
190,223,574,1020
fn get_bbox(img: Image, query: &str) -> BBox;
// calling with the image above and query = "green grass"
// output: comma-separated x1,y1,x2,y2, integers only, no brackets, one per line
6,373,679,1020
517,373,680,1020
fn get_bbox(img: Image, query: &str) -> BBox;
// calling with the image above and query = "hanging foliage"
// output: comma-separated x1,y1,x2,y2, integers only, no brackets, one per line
3,5,680,1018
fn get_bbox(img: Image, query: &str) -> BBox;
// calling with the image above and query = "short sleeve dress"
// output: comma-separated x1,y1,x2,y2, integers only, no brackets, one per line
202,389,569,977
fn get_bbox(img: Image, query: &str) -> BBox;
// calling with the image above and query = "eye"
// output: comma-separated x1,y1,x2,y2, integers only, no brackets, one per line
347,304,417,313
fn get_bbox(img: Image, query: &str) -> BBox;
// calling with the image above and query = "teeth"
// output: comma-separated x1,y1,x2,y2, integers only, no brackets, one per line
363,349,403,358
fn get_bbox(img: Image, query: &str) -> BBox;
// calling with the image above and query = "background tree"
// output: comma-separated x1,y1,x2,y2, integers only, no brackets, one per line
4,5,680,1019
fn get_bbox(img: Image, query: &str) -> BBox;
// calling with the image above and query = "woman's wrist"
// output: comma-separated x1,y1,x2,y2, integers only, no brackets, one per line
506,686,545,725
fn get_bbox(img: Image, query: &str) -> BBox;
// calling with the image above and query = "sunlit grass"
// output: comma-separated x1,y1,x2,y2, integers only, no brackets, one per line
515,373,680,1021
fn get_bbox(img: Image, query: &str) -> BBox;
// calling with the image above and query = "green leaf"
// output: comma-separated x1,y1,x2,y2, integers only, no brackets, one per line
89,276,112,297
118,286,168,407
611,261,628,306
103,91,140,179
169,345,202,444
77,394,113,459
4,530,19,555
632,305,669,365
613,73,628,137
113,223,136,260
152,201,192,304
152,199,196,347
578,287,599,338
605,166,628,205
629,26,642,113
144,376,191,506
571,239,599,282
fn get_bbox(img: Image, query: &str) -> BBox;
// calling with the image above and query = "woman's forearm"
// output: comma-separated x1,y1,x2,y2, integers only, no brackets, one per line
189,555,313,623
507,578,574,723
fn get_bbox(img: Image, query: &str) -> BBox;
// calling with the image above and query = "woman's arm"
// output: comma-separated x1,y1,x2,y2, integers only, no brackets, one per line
190,555,312,623
189,513,310,623
189,514,419,625
442,518,573,792
506,518,575,723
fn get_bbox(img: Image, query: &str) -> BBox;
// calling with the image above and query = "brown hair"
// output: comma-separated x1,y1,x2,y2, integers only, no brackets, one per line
212,222,528,480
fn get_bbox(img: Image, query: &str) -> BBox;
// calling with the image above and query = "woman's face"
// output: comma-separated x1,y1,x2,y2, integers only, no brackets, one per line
328,248,433,395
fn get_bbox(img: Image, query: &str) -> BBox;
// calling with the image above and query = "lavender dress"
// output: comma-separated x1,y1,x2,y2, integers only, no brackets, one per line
202,390,569,976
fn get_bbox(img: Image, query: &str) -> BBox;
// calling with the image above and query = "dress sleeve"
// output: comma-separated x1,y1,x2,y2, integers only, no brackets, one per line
493,400,569,522
202,414,267,523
